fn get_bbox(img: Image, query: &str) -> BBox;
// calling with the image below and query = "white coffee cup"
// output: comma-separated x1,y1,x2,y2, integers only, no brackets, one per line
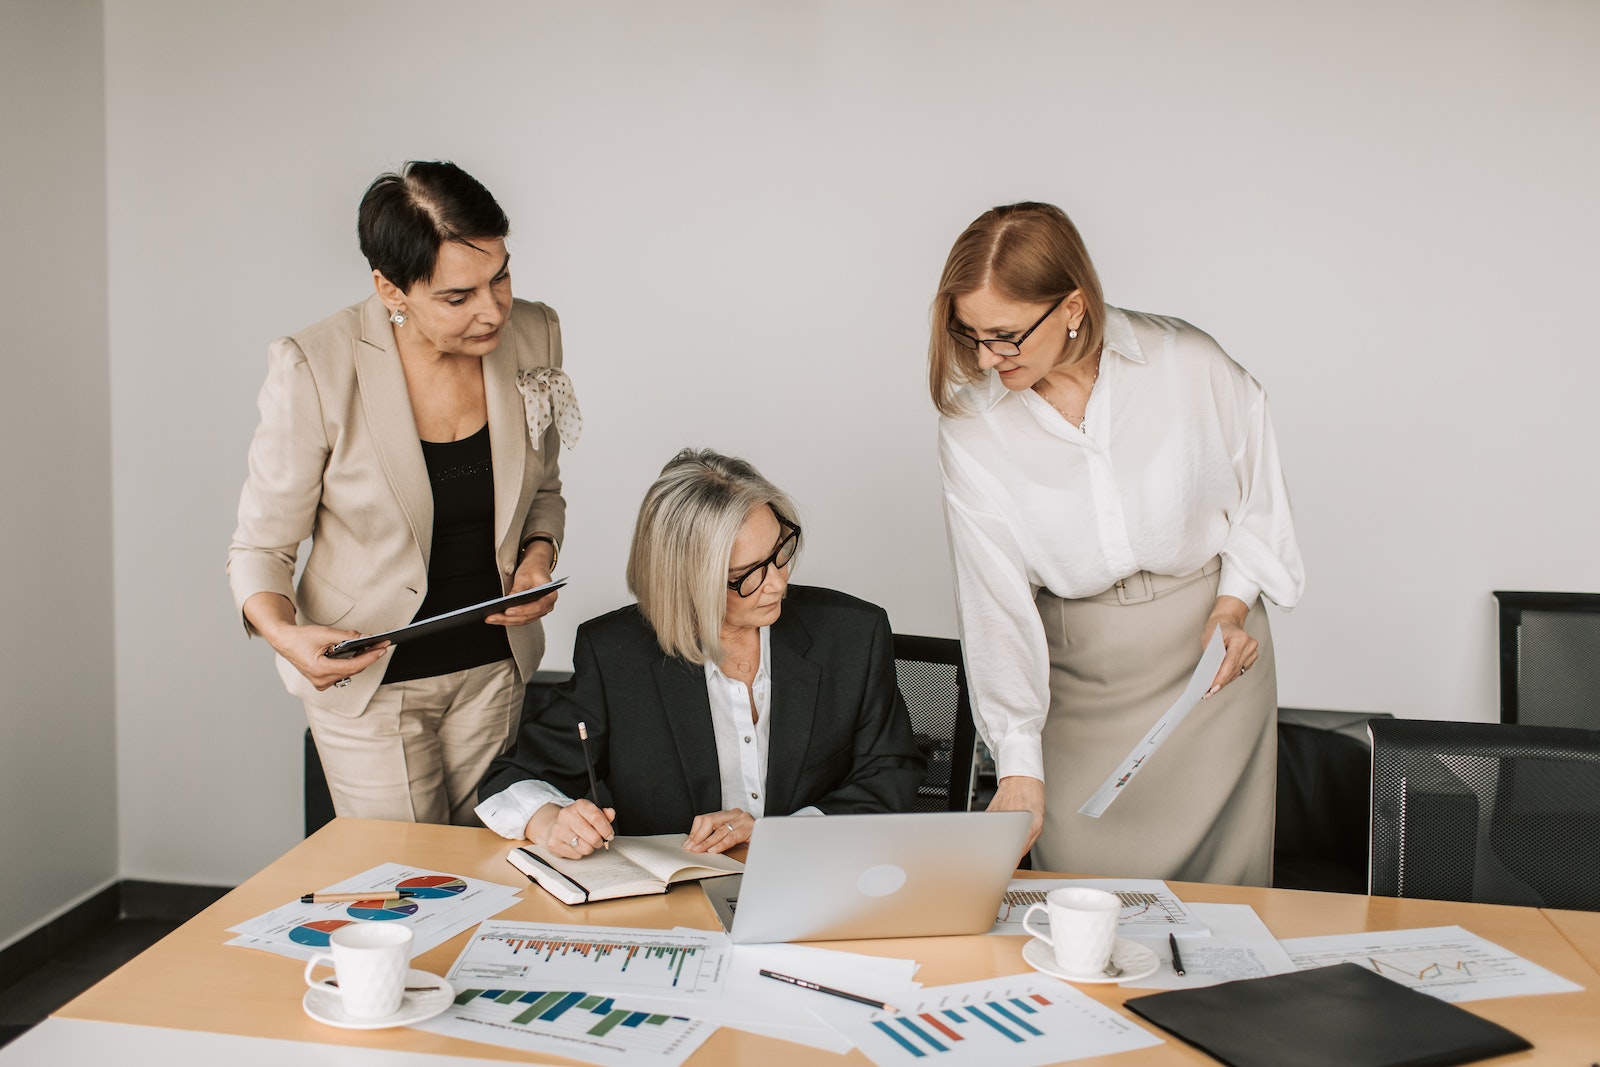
303,921,413,1019
1021,887,1120,976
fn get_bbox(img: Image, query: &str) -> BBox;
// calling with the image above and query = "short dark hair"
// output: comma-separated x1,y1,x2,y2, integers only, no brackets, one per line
357,161,510,293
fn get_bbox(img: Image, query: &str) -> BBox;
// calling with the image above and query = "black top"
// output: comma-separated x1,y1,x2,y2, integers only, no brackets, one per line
384,424,512,683
479,585,926,834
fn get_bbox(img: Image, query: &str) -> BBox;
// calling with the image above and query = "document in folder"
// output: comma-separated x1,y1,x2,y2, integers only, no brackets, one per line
1123,962,1532,1067
325,577,567,658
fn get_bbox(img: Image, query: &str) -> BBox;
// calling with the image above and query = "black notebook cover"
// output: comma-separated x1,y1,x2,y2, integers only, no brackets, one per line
1123,962,1531,1067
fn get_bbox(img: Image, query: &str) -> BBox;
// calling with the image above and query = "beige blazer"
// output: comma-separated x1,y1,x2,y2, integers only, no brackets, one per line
227,294,567,716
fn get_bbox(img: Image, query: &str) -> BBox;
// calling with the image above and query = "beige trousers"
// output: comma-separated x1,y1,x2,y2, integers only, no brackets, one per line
1034,560,1277,887
305,658,523,826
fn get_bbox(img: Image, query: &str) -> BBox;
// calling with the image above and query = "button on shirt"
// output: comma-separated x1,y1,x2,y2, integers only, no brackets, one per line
475,625,819,838
938,305,1305,784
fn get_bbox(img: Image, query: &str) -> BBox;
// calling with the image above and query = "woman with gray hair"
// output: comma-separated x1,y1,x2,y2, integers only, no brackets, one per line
476,449,924,856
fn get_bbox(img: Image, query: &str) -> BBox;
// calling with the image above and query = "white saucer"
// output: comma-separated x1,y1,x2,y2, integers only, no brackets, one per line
303,968,454,1030
1022,937,1160,984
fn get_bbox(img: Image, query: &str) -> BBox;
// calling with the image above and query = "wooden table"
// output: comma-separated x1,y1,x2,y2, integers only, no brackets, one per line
21,818,1600,1065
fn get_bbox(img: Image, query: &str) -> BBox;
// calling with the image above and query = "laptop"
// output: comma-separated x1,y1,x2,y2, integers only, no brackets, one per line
715,810,1032,944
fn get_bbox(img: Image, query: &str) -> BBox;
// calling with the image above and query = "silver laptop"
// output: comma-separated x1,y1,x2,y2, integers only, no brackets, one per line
717,811,1031,944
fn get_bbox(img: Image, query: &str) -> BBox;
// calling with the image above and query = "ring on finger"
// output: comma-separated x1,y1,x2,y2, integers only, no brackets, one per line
724,823,734,834
570,836,579,847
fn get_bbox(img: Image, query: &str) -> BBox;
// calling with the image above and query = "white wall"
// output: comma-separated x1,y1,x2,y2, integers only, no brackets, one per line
1,0,118,948
100,0,1600,884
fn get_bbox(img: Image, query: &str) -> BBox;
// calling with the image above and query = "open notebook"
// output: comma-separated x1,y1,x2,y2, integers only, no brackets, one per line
507,834,744,905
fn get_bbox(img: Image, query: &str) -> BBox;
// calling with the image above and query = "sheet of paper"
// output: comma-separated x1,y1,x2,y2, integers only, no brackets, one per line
1280,925,1585,1003
415,986,716,1067
992,878,1210,937
1121,902,1296,988
225,862,522,962
1077,635,1225,817
440,920,731,1001
808,973,1161,1067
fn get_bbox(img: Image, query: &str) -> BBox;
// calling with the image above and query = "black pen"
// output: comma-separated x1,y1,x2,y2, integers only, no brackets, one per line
1169,933,1186,976
760,969,897,1012
577,721,609,849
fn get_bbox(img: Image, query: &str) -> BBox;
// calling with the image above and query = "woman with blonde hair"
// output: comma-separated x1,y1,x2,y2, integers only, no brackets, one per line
930,202,1303,885
476,449,923,855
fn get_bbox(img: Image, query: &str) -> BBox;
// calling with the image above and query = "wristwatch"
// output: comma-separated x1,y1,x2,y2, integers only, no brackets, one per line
518,532,560,568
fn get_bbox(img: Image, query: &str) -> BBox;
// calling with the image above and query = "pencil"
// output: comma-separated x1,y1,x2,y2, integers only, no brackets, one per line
300,890,417,904
1169,933,1186,976
577,721,609,849
760,969,897,1012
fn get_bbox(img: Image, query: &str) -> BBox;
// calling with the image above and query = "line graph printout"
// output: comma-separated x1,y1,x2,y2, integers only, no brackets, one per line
444,920,731,1000
415,986,716,1067
1280,925,1583,1003
992,879,1210,937
808,974,1160,1067
1077,635,1224,818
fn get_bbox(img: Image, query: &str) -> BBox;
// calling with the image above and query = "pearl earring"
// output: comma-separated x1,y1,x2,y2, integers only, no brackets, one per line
390,310,406,327
1068,327,1079,340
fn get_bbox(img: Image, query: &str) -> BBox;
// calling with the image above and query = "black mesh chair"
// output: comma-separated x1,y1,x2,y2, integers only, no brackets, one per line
1369,719,1600,910
1494,591,1600,729
894,634,979,813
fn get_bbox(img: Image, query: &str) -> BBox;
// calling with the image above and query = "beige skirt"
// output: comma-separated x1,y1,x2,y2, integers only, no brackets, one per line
1033,559,1277,886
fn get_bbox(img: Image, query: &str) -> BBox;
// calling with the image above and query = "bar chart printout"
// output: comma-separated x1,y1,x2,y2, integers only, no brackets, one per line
445,920,731,1000
416,986,715,1067
809,974,1161,1067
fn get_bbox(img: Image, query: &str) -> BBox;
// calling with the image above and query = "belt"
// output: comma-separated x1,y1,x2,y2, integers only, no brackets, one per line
1082,556,1222,606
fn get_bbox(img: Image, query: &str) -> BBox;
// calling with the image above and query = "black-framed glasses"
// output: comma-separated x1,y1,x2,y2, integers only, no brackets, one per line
728,514,801,597
947,295,1065,358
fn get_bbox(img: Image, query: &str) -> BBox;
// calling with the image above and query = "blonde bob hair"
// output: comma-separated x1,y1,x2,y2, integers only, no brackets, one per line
927,202,1107,418
626,449,800,665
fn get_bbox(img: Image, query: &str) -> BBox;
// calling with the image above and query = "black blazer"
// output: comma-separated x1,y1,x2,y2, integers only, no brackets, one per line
479,585,925,835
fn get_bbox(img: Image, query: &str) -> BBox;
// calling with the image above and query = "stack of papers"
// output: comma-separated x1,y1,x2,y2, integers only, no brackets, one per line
227,862,523,961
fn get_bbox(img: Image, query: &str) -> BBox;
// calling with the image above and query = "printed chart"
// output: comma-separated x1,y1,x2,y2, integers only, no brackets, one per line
226,862,522,961
810,974,1160,1067
1281,925,1584,1003
448,920,731,1000
993,878,1209,937
417,987,715,1067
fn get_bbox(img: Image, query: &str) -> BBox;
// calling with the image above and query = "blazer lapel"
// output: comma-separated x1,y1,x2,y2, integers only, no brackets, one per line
353,296,433,561
765,613,821,813
653,656,724,815
482,338,526,560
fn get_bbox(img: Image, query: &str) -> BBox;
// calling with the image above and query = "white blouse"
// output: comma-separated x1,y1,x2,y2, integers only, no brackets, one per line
938,306,1305,783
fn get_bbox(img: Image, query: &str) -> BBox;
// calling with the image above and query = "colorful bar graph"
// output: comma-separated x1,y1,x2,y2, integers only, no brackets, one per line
455,989,688,1038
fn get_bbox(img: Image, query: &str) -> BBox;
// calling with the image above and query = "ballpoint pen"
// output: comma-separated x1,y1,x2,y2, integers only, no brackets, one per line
577,721,609,849
300,890,418,904
1169,933,1187,976
760,969,897,1012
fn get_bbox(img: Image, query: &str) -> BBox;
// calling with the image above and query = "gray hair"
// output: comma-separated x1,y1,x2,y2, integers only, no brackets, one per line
627,449,800,664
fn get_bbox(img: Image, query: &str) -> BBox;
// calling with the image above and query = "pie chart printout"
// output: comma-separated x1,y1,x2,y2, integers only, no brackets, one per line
397,875,469,899
289,919,354,947
347,900,421,921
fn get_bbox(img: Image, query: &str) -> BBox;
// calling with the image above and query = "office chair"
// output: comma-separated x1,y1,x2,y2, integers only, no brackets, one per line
1273,708,1392,893
1369,718,1600,910
1494,591,1600,729
893,634,980,813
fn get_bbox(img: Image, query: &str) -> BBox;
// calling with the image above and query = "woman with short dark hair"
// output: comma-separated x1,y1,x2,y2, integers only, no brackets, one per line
476,449,924,856
228,161,580,825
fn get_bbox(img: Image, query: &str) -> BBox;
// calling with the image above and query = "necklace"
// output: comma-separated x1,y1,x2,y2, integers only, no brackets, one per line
1033,348,1102,432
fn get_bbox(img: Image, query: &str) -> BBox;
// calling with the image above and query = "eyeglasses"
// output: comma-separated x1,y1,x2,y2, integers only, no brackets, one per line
728,514,801,597
947,295,1065,358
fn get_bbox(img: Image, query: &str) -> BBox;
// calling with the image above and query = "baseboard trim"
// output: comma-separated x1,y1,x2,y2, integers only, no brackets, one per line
0,880,230,991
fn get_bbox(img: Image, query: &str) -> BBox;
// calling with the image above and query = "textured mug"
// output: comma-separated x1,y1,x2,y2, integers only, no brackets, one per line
303,921,412,1019
1021,887,1119,976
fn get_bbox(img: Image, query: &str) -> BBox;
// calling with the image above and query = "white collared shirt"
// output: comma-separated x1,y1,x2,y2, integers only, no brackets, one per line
938,305,1305,783
477,625,820,839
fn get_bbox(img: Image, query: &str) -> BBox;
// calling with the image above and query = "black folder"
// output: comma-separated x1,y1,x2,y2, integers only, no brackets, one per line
1123,962,1531,1067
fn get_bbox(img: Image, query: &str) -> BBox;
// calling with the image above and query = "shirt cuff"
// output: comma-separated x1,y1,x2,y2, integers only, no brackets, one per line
994,733,1046,783
1216,567,1261,608
475,779,574,839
